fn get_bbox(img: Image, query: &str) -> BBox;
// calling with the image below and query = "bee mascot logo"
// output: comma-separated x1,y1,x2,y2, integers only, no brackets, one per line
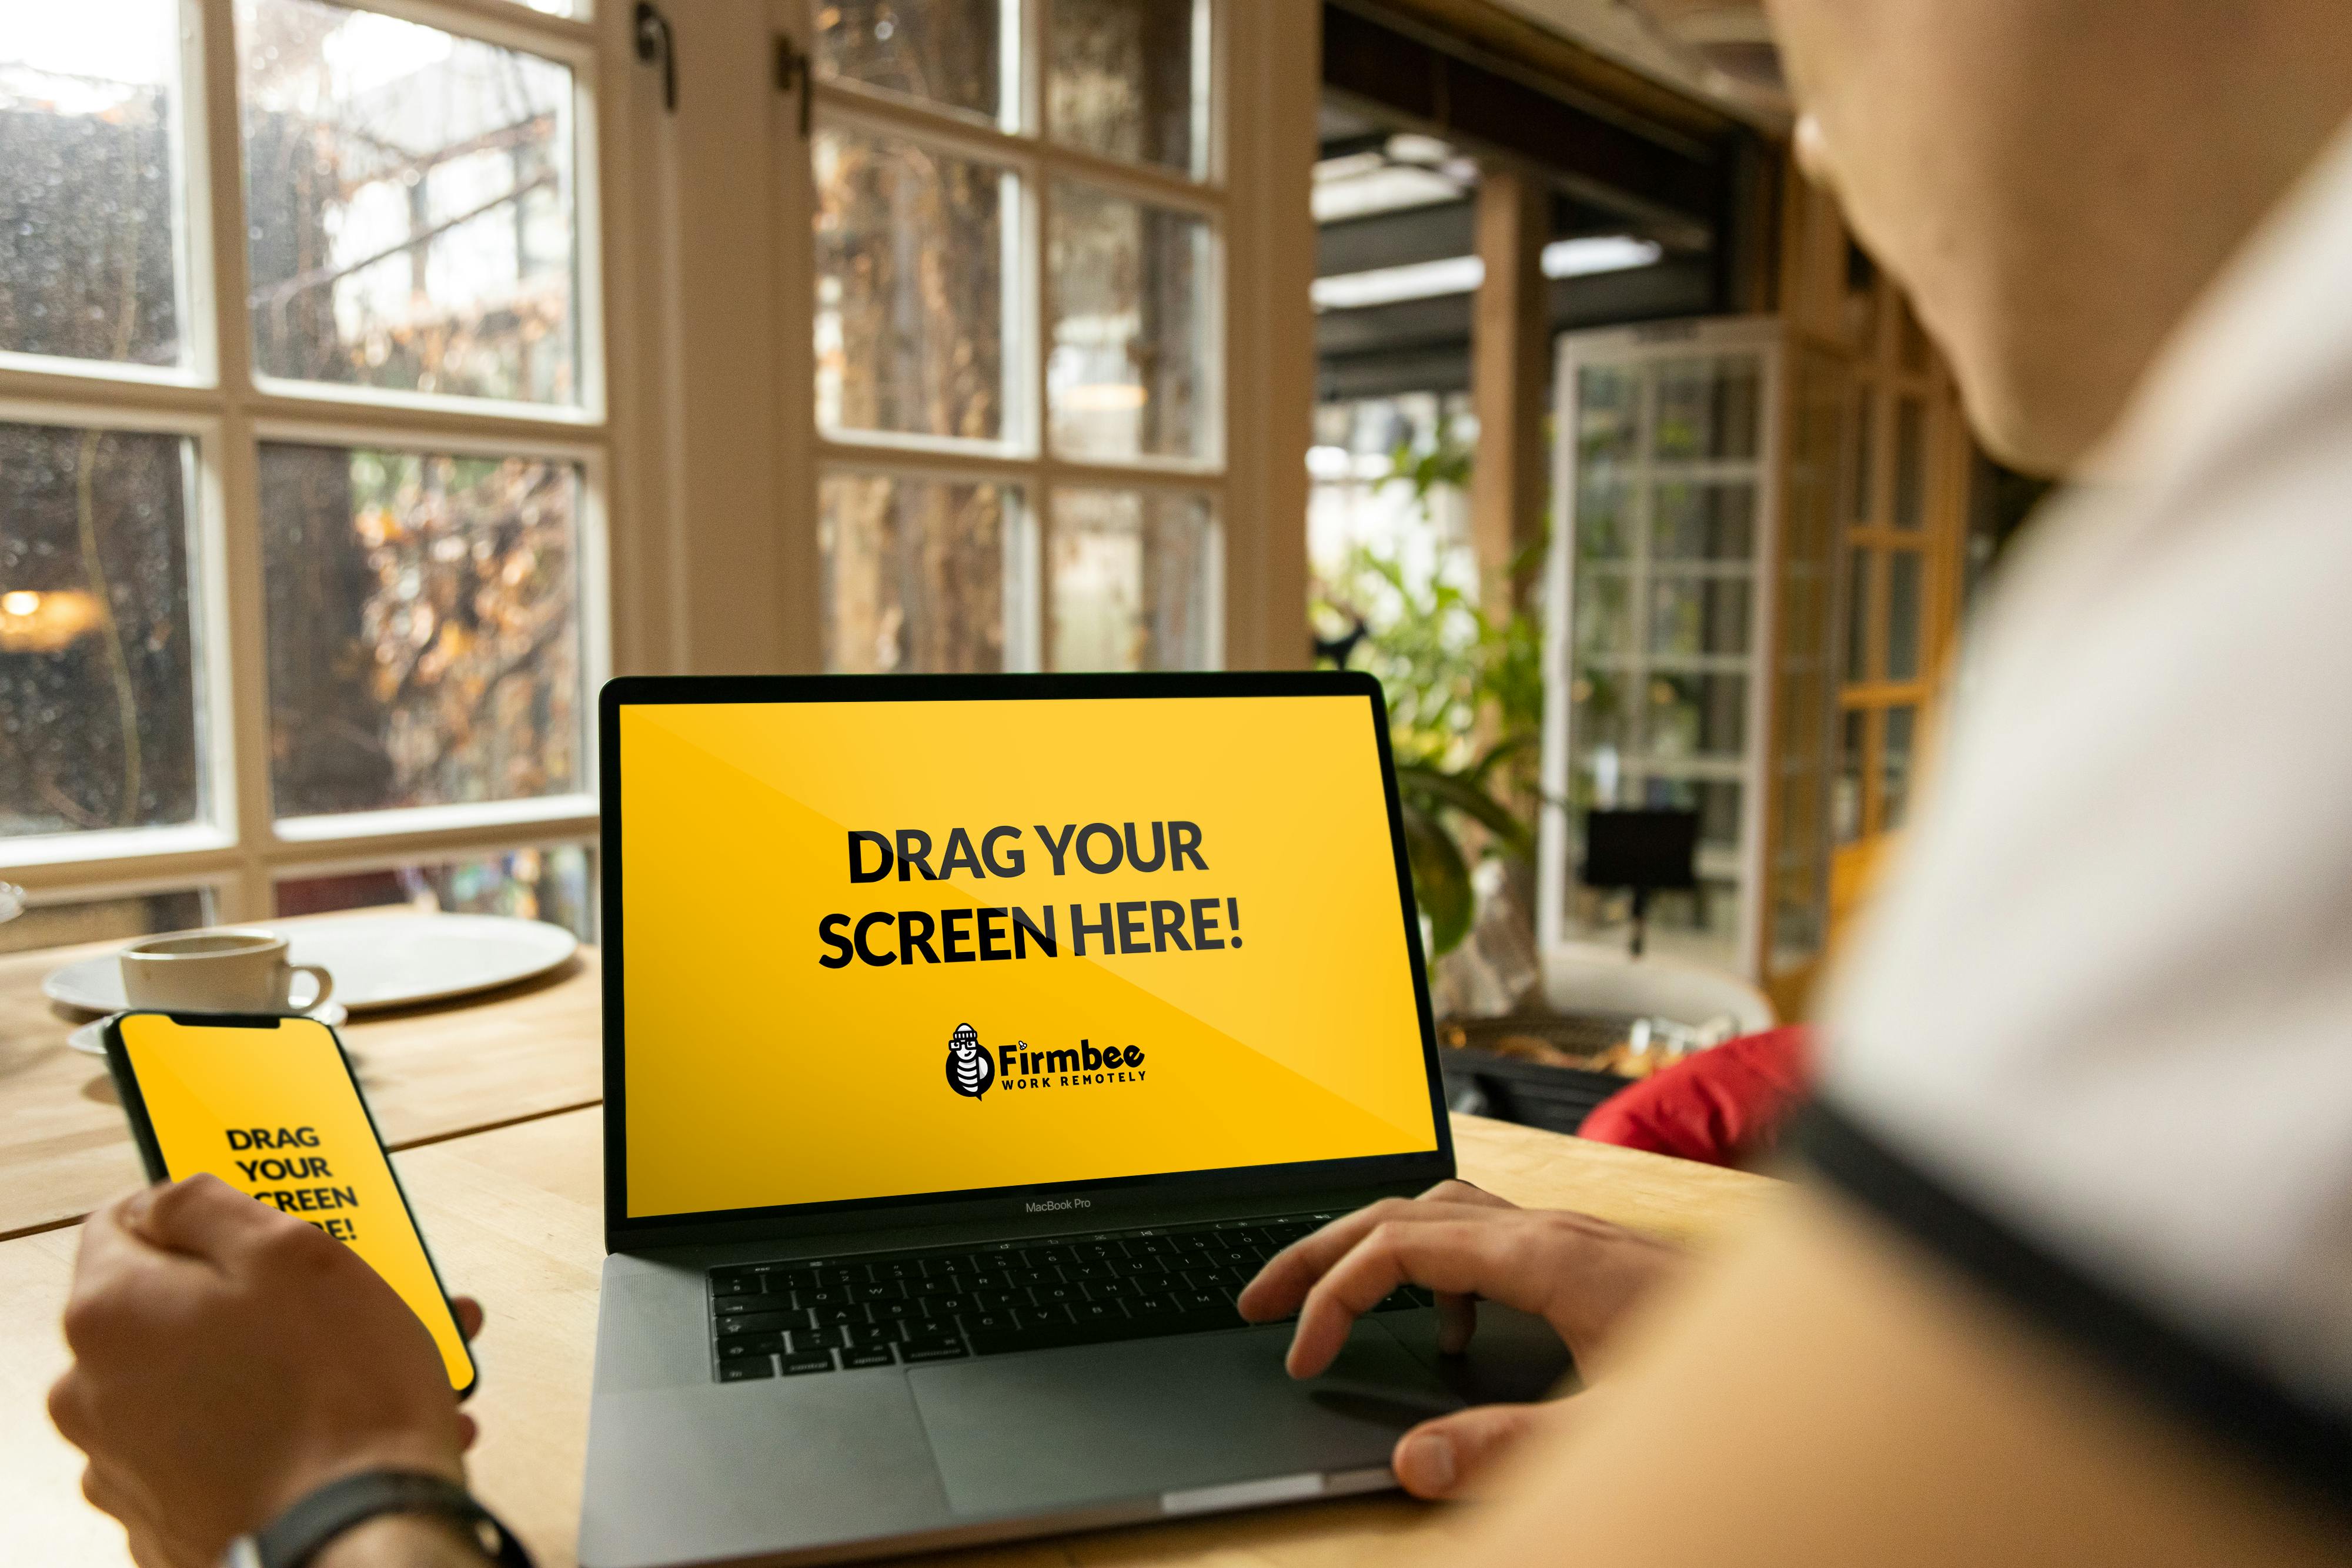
944,1022,995,1101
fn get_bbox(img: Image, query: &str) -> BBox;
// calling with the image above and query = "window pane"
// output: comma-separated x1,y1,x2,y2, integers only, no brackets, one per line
817,0,1004,122
1048,180,1210,461
1649,574,1750,658
1849,383,1876,523
1845,544,1873,682
1834,708,1865,843
1576,475,1631,559
815,126,1008,442
1048,489,1214,670
1882,705,1917,831
1048,0,1205,176
1576,365,1639,466
1652,481,1755,561
0,423,202,839
278,843,594,940
1892,394,1926,530
1652,355,1759,461
1573,570,1632,659
1886,549,1923,680
1,1,184,367
239,0,579,404
1642,775,1742,852
259,444,584,817
1571,667,1631,762
819,471,1015,673
1642,671,1745,760
0,887,212,955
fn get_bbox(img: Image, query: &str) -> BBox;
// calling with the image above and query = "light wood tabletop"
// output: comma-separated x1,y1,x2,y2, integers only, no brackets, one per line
0,927,1780,1567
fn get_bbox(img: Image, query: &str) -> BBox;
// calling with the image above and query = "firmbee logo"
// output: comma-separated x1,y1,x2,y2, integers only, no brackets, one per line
937,1021,1149,1102
944,1022,995,1100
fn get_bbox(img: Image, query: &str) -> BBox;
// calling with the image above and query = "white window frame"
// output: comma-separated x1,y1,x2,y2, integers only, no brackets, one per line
803,0,1262,674
0,0,632,934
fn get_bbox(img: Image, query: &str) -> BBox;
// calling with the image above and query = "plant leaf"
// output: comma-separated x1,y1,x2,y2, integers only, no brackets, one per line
1397,761,1535,858
1401,803,1475,955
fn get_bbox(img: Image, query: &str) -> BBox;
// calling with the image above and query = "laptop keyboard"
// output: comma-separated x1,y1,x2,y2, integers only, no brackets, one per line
707,1211,1434,1380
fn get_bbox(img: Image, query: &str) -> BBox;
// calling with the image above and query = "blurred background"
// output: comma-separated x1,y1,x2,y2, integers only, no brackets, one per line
0,0,2051,1129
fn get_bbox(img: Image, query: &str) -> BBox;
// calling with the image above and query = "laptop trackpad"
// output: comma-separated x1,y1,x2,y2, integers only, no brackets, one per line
907,1321,1460,1517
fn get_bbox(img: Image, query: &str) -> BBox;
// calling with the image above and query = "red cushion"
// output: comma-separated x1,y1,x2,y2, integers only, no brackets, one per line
1578,1025,1813,1168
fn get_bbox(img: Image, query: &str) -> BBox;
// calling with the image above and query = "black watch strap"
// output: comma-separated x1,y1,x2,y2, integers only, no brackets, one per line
240,1470,534,1568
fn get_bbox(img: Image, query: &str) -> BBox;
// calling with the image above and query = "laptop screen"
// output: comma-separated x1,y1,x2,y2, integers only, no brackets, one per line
612,686,1442,1223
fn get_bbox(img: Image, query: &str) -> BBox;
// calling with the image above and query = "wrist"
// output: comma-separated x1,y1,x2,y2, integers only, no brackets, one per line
310,1513,494,1568
256,1440,466,1535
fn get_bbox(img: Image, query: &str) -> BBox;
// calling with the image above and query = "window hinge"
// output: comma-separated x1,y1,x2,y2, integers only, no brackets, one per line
777,37,813,139
634,3,677,114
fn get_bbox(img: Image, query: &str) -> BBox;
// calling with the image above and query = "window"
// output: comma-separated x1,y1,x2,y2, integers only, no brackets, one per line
1,0,608,938
810,0,1225,673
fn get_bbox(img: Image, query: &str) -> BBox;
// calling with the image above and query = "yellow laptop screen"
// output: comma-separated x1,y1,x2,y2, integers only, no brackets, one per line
618,695,1439,1218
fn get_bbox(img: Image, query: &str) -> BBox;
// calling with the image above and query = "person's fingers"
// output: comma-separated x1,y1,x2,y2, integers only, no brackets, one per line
131,1174,290,1264
1238,1198,1521,1323
1286,1218,1535,1377
48,1369,96,1450
456,1412,480,1452
1391,1402,1552,1500
1435,1289,1478,1354
452,1296,485,1342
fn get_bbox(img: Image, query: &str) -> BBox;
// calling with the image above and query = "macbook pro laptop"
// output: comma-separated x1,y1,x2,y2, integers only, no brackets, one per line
580,671,1567,1567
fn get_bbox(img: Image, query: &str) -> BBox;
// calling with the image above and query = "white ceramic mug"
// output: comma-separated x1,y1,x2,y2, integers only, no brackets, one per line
118,930,334,1015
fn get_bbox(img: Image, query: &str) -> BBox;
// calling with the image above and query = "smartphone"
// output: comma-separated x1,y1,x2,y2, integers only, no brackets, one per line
102,1010,478,1397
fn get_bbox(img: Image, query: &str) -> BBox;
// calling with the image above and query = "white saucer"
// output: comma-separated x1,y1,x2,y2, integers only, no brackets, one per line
44,912,579,1017
67,1002,351,1057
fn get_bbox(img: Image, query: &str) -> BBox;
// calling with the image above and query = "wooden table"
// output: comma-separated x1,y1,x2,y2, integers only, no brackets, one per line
0,924,1778,1567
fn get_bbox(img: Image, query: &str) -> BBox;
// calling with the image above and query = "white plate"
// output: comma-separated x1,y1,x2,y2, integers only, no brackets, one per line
66,1002,350,1057
43,913,579,1017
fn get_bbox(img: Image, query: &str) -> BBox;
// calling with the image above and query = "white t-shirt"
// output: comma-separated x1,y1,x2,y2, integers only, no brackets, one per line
1813,119,2352,1501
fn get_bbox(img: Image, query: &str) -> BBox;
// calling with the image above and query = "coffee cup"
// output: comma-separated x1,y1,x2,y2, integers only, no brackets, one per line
118,930,334,1016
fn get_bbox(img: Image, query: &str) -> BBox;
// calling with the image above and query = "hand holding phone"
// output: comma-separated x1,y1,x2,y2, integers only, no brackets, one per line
101,1011,479,1394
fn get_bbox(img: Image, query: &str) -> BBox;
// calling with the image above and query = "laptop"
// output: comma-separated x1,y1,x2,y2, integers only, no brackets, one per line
579,671,1568,1567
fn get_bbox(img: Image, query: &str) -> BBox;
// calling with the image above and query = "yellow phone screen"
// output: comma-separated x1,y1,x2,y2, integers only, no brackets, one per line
113,1012,476,1393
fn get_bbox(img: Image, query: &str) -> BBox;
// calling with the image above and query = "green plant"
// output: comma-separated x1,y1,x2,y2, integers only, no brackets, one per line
1312,432,1544,956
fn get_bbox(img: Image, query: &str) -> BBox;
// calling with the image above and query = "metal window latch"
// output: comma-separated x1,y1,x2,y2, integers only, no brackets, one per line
634,2,677,113
776,38,812,139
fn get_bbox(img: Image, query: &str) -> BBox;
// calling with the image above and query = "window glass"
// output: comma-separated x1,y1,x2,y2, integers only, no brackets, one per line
819,471,1017,673
1048,0,1205,176
1576,476,1632,559
817,0,1005,122
1576,365,1639,467
1573,569,1633,659
1834,708,1866,843
1048,180,1210,461
1651,482,1755,561
815,125,1011,443
1882,704,1917,830
259,443,584,818
1642,671,1745,760
1649,574,1750,658
1849,383,1876,523
1845,544,1873,682
1653,355,1759,460
1048,488,1214,670
0,423,202,840
1892,394,1926,530
1885,549,1923,680
277,842,594,940
239,0,579,404
0,0,185,368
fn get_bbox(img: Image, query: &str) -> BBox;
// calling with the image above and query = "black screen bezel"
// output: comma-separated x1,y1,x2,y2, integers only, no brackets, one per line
599,670,1458,1255
101,1009,480,1399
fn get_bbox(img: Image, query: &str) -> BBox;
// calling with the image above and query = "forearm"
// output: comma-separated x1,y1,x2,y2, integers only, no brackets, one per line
312,1514,498,1568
